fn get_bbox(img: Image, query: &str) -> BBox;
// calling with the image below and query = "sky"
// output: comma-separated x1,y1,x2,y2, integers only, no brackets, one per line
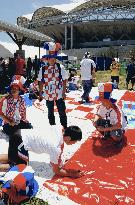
0,0,86,41
0,0,87,57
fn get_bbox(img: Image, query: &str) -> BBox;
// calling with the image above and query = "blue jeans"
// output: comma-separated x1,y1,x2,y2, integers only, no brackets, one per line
68,83,78,91
81,80,92,101
46,98,67,129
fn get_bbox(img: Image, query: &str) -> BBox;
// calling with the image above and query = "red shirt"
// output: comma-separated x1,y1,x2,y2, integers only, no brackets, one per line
15,59,25,75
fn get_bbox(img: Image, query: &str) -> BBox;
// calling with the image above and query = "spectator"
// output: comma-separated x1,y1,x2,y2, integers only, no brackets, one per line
15,53,26,76
0,125,83,179
0,57,3,74
0,80,32,145
0,58,10,93
93,82,127,147
126,58,135,90
33,55,40,79
38,42,68,129
0,57,6,74
68,70,80,91
7,58,16,81
80,52,96,103
29,79,39,100
110,58,120,88
26,57,33,80
11,75,27,94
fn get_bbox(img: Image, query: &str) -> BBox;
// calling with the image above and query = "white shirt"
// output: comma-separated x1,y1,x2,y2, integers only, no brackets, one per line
80,58,96,80
97,104,127,129
21,125,63,164
68,76,79,85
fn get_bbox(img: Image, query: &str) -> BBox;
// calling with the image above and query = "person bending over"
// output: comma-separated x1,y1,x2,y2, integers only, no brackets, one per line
0,125,83,178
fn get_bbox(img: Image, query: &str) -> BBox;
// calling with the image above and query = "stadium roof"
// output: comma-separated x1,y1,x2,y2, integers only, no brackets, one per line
32,7,65,21
0,19,53,42
69,0,135,14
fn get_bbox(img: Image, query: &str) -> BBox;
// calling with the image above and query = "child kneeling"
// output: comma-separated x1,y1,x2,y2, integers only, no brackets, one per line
93,82,127,146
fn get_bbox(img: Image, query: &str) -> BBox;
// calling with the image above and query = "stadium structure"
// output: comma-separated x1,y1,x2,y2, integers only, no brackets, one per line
17,0,135,50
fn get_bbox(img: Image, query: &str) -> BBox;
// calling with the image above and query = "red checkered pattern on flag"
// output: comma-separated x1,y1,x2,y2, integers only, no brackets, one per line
43,90,135,205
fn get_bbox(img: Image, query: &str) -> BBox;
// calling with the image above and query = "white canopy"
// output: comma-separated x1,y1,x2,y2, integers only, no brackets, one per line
0,19,53,42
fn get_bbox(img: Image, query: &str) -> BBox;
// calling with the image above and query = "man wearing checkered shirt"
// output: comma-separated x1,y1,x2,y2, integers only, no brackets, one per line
38,42,68,129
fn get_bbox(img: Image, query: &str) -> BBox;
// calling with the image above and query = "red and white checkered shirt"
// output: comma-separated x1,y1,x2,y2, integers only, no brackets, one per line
0,95,26,124
37,63,68,101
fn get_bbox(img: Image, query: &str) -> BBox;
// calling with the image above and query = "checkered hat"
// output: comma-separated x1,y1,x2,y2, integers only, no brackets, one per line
98,82,115,100
12,75,26,85
1,164,39,204
84,51,91,58
42,42,61,59
9,75,27,92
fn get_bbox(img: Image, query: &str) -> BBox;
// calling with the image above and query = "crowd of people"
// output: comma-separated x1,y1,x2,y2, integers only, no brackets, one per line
0,42,131,203
0,54,40,94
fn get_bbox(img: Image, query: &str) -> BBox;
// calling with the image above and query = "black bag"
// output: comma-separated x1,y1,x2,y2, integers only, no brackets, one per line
96,118,111,128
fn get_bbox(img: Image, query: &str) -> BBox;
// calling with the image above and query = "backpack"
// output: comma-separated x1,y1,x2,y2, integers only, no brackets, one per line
0,164,38,204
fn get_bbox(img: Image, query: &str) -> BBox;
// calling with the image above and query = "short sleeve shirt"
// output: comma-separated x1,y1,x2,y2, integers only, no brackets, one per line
21,125,64,164
126,64,135,77
110,63,120,76
80,58,96,80
97,104,118,125
15,59,25,75
96,104,127,129
37,63,68,101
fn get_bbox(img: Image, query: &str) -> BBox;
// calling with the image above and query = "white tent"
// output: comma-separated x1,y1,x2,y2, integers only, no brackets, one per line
58,52,77,61
0,19,53,42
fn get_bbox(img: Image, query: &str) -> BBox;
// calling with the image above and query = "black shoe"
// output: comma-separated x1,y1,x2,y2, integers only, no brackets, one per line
129,88,133,91
85,99,91,103
78,100,85,104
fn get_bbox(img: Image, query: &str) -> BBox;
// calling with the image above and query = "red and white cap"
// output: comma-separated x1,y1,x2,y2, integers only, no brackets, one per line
98,82,115,100
42,42,62,59
10,80,25,91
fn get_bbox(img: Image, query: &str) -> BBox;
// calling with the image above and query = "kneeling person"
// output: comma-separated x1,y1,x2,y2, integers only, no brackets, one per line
0,125,83,178
93,82,127,146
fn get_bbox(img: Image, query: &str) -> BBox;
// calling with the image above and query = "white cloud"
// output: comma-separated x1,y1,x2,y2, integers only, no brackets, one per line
31,1,42,10
23,0,87,19
51,0,87,13
0,0,87,58
22,13,33,20
30,0,87,11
